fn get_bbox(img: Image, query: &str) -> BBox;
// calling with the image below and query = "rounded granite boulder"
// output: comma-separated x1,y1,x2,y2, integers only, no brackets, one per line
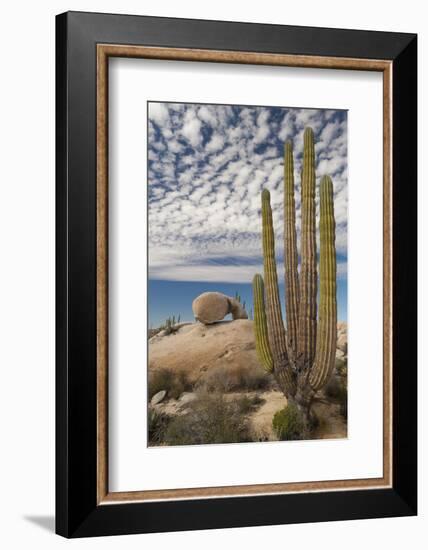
192,292,230,324
192,292,248,325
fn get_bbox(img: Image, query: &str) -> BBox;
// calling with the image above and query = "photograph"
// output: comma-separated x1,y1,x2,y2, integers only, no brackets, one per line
147,101,348,446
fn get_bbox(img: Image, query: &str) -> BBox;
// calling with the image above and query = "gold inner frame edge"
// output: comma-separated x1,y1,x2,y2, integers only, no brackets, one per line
96,44,393,505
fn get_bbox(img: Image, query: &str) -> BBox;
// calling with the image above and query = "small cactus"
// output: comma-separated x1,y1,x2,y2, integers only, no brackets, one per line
252,127,337,425
162,314,181,335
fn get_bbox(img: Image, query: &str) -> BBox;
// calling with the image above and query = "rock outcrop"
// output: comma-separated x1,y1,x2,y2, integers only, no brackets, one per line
149,319,260,384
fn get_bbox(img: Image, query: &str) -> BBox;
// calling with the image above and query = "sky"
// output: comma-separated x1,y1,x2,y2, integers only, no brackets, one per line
147,102,348,327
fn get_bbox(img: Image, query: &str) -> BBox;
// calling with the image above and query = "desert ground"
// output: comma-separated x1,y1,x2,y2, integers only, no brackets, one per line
148,319,347,446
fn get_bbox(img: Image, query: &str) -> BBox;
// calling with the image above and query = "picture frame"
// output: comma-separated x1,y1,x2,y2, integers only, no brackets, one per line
56,11,417,538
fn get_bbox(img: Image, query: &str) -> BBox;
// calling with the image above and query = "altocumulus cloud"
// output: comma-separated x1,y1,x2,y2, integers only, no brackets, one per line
148,102,348,284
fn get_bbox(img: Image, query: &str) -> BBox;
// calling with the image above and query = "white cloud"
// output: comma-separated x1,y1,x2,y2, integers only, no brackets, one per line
148,102,348,283
198,105,218,127
205,133,224,153
320,121,338,145
149,102,169,126
254,109,270,143
181,109,202,147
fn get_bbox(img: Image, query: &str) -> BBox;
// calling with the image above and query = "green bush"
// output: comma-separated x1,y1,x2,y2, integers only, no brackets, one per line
272,403,306,441
163,392,251,446
148,368,192,400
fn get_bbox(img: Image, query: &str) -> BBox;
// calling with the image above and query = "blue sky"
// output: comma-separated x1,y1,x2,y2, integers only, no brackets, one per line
148,102,348,327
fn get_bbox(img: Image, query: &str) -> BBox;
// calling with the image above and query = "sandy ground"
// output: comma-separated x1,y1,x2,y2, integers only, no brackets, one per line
246,390,288,441
312,399,347,439
245,390,347,441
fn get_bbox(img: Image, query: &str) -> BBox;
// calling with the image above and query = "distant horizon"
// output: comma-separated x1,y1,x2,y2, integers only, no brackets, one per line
148,279,348,329
148,102,347,329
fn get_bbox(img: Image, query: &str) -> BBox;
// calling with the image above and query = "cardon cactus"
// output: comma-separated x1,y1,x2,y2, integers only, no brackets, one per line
252,127,337,424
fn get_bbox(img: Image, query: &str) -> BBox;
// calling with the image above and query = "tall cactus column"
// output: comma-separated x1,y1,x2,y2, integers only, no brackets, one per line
252,274,274,373
297,127,317,371
283,141,300,361
260,190,295,396
261,190,289,368
309,176,337,390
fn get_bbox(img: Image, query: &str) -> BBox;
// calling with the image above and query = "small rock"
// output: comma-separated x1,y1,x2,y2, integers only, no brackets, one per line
336,348,345,360
179,392,197,405
151,390,167,405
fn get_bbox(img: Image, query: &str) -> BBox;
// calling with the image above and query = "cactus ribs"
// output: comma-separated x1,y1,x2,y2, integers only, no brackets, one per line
252,128,337,428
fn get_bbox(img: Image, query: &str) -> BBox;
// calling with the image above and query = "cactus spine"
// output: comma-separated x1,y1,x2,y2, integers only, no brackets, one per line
252,127,337,421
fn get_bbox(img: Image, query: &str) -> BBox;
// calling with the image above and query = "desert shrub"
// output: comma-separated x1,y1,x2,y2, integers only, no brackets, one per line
198,365,233,392
324,376,348,420
335,357,347,377
148,368,192,400
163,392,251,446
198,364,270,393
242,369,272,391
338,381,348,420
236,394,265,414
272,403,306,441
148,408,171,445
325,376,343,399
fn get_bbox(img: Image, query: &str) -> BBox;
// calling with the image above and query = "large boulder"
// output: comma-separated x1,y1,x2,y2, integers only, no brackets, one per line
148,319,262,385
192,292,229,324
192,292,247,325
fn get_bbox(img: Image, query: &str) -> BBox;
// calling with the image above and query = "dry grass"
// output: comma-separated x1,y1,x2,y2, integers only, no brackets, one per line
197,364,271,393
161,392,253,446
148,368,193,400
148,408,171,444
324,375,348,420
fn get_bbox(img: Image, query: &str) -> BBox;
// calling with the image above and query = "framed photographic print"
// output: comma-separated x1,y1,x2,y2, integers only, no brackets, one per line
56,11,417,538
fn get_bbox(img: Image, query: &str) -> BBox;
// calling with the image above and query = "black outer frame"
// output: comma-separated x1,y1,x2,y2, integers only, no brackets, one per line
56,11,417,538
